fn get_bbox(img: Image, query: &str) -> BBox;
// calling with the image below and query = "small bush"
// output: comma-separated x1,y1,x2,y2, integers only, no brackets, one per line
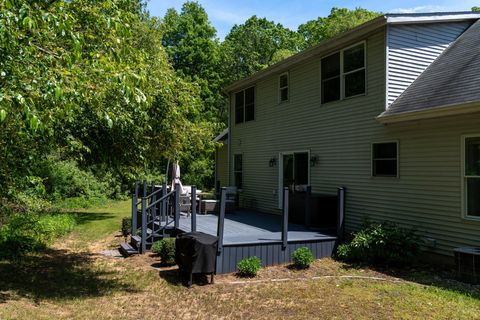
152,238,176,265
291,247,314,269
336,222,420,265
237,256,262,277
121,218,131,240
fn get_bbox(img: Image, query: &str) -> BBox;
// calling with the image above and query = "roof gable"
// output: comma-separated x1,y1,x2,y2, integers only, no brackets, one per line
378,20,480,122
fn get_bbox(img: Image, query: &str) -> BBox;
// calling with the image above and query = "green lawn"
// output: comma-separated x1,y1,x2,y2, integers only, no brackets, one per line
0,200,479,320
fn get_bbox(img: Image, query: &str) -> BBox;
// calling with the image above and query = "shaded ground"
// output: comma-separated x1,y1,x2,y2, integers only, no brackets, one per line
0,200,479,319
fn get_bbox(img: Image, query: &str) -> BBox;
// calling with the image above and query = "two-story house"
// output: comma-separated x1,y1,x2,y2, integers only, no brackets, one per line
215,11,480,258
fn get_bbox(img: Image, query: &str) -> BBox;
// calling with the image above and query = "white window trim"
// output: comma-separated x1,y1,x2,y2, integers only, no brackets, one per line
234,86,256,125
320,40,367,105
461,134,480,221
233,153,243,191
371,141,399,178
278,72,289,103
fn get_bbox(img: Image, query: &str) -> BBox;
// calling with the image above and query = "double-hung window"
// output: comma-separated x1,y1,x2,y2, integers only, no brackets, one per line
321,42,366,104
463,136,480,218
235,86,255,124
372,142,398,177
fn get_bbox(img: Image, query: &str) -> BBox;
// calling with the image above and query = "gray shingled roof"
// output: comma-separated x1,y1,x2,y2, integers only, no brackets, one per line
380,20,480,119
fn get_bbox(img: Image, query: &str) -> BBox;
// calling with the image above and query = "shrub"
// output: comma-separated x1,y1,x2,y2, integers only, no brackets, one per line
291,247,314,269
237,256,262,277
152,238,176,265
40,158,108,199
121,218,131,240
0,212,76,259
336,222,420,265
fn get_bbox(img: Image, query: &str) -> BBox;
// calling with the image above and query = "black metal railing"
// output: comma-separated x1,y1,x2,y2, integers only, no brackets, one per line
131,181,182,253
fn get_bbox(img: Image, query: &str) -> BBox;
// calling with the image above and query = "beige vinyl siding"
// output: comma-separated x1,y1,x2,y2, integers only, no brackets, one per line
229,27,480,256
215,143,229,189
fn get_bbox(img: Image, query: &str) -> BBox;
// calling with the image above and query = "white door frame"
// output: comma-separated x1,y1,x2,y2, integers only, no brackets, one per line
278,149,311,209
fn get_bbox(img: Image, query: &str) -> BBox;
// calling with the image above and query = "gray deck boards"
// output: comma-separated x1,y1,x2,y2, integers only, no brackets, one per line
177,209,336,246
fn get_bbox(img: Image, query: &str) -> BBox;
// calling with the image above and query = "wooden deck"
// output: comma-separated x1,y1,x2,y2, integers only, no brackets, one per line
177,210,338,274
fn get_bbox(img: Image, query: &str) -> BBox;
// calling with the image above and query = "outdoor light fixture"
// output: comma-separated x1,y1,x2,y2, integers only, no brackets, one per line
269,157,277,167
310,155,319,167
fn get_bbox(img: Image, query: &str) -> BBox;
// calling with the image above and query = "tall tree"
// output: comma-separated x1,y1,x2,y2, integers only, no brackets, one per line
161,1,223,122
0,0,212,195
298,7,380,49
220,16,302,85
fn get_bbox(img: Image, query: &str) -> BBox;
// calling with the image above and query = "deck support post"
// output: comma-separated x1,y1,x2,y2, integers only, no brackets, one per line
174,183,180,229
337,187,346,241
131,182,138,236
305,186,312,229
191,185,197,232
141,197,147,253
143,180,147,198
217,187,226,255
282,187,289,250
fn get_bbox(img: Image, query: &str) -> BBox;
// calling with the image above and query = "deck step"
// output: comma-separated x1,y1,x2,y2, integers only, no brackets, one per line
119,242,138,256
131,235,141,249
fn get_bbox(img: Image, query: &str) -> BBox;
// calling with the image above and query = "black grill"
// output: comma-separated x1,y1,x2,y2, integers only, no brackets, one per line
175,232,218,286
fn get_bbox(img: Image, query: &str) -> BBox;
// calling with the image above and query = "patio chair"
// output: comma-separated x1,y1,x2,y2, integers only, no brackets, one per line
201,186,238,214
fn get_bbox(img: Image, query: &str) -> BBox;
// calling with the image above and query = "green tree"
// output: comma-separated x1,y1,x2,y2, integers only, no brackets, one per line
220,16,302,85
0,0,212,196
472,6,480,11
161,1,223,122
298,7,380,49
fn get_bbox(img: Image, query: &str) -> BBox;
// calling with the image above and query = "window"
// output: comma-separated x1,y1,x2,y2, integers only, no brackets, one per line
464,136,480,217
372,142,398,177
279,73,289,102
235,86,255,124
321,53,340,103
234,154,243,189
321,42,366,103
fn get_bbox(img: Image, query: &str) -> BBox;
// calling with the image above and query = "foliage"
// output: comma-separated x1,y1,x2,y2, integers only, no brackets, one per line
472,6,480,11
237,256,262,277
298,7,380,49
291,247,314,269
152,237,176,265
40,158,108,199
221,16,302,85
121,217,131,239
336,222,421,265
0,212,76,259
0,0,213,202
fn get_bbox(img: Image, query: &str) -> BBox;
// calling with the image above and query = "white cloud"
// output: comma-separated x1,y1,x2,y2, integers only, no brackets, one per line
389,5,448,13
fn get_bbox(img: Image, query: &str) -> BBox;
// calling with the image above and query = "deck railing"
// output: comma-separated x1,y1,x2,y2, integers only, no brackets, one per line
131,181,182,253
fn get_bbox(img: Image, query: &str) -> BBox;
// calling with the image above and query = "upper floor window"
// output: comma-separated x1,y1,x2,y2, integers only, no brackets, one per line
372,142,398,177
464,135,480,218
235,86,255,124
279,72,289,102
321,42,366,104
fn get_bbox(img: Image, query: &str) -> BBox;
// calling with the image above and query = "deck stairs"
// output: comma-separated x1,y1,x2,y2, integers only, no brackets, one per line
119,181,183,257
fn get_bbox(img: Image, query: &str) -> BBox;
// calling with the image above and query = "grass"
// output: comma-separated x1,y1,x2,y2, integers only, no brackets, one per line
0,200,479,319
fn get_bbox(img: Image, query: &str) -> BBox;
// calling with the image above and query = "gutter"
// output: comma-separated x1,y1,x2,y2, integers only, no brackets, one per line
376,101,480,124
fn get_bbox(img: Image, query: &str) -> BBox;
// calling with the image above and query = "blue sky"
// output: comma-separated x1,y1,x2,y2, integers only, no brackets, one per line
147,0,478,40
